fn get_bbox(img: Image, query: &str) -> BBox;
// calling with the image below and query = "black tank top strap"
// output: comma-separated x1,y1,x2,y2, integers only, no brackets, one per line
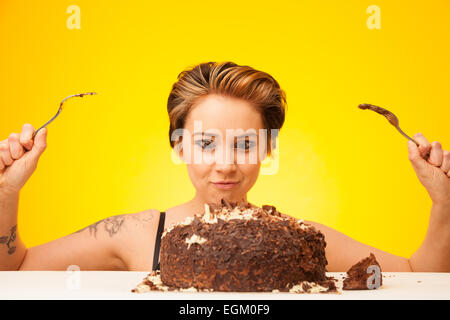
152,211,166,271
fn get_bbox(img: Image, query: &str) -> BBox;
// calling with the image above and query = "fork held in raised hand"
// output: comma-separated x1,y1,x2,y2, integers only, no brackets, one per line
32,92,98,139
358,103,430,160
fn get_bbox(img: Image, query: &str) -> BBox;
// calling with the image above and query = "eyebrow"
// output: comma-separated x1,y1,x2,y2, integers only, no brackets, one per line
193,132,258,138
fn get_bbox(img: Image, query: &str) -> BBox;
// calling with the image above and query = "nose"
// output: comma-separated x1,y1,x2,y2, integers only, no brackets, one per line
213,145,237,173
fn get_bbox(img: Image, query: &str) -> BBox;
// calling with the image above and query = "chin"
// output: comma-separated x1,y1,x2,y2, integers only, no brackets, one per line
212,193,246,203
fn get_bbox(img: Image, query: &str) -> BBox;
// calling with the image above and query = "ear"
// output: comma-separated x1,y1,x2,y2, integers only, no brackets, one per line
171,142,184,165
173,141,184,159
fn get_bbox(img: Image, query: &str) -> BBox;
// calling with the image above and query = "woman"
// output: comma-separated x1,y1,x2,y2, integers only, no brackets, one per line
0,61,449,272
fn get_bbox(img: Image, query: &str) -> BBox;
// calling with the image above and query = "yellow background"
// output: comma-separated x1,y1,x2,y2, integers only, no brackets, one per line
1,0,449,258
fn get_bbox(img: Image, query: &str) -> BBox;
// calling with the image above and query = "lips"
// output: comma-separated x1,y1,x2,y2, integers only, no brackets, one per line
211,181,239,190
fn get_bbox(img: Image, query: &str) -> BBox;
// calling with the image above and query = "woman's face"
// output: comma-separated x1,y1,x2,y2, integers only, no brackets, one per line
179,94,266,204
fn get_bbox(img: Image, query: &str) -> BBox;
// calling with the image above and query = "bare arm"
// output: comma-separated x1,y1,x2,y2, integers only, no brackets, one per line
305,202,450,272
409,201,450,271
301,133,450,272
0,190,26,270
0,124,160,271
19,210,159,271
0,186,135,271
0,124,46,270
405,134,450,271
305,220,413,272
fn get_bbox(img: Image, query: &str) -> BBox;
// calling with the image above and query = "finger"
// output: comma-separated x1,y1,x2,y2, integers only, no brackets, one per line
0,139,6,171
0,140,14,166
440,150,450,174
428,141,443,167
20,123,35,151
408,140,427,172
8,133,25,160
29,127,47,160
413,133,432,159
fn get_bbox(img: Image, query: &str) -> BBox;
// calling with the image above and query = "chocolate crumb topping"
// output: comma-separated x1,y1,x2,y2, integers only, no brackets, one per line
133,199,337,293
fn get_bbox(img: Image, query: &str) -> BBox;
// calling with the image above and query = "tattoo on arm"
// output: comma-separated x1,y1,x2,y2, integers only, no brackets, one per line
103,216,125,237
73,211,155,239
73,215,126,238
74,221,102,237
0,225,17,255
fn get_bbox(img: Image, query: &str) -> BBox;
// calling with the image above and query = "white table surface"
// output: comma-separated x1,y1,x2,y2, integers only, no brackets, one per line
0,271,449,300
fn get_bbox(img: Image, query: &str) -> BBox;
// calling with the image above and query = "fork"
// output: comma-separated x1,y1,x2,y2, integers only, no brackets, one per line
32,92,97,139
358,103,430,160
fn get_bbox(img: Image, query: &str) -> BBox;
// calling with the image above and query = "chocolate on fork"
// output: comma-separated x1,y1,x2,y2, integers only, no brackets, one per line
358,103,430,160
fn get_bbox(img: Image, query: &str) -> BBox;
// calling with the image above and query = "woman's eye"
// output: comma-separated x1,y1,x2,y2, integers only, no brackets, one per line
196,140,215,150
195,139,255,151
236,140,255,151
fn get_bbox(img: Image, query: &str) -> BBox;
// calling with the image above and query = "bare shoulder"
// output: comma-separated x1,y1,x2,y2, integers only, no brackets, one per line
74,209,160,237
128,209,160,225
303,219,330,233
111,208,162,270
302,219,348,244
115,208,161,237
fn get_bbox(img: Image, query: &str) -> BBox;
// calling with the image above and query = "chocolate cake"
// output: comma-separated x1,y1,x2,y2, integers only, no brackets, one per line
133,199,337,293
342,253,382,290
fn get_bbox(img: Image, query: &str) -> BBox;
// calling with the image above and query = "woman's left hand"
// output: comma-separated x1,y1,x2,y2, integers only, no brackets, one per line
407,133,450,206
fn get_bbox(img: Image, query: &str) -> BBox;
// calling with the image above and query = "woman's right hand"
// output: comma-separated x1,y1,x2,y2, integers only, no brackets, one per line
0,124,48,195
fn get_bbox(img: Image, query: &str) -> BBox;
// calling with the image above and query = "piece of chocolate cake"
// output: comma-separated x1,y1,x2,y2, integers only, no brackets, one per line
342,253,382,290
133,199,337,293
